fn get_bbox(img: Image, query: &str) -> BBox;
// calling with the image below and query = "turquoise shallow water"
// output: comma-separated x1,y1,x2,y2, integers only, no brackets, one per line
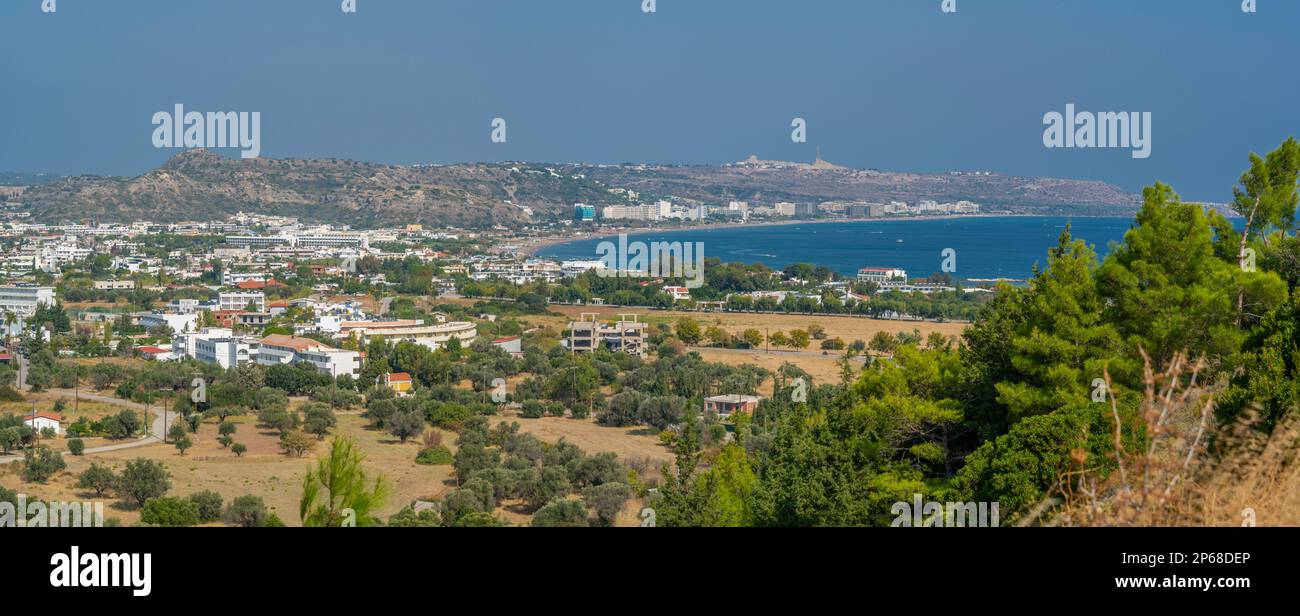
537,216,1148,281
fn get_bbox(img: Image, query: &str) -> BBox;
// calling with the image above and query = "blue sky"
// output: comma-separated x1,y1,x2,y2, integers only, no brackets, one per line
1,0,1297,201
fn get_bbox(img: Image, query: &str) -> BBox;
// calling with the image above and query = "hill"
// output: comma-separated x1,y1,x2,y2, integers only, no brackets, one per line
10,150,1140,227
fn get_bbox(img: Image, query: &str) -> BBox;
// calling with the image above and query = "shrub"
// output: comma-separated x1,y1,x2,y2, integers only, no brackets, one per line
118,458,171,508
67,438,85,456
76,463,118,497
415,445,454,466
22,447,66,483
531,497,589,527
520,400,544,419
188,490,224,523
140,496,199,527
223,495,269,527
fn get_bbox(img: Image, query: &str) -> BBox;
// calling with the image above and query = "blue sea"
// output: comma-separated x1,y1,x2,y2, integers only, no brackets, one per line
537,216,1147,282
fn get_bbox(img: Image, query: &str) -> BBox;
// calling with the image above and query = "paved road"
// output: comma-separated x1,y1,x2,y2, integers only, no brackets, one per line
0,390,176,463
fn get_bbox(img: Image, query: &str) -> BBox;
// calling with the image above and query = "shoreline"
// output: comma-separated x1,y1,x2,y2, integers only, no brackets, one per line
517,213,1126,256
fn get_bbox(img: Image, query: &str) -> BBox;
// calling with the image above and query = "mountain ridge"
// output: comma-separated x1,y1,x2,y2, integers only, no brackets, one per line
7,150,1142,228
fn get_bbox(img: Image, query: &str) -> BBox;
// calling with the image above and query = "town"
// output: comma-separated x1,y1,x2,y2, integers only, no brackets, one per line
0,209,981,528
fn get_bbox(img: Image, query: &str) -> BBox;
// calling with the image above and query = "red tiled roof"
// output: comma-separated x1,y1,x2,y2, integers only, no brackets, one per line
136,346,169,354
385,372,413,382
260,334,335,352
29,411,62,422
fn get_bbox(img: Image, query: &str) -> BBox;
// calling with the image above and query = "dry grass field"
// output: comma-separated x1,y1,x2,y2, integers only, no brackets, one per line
497,411,674,476
530,305,968,345
0,412,453,526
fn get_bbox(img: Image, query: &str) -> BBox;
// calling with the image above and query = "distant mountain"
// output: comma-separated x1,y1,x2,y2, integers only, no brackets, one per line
0,171,64,186
13,150,1140,227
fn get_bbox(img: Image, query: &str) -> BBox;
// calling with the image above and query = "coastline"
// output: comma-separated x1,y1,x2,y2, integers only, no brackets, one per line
514,214,1024,257
517,212,1125,256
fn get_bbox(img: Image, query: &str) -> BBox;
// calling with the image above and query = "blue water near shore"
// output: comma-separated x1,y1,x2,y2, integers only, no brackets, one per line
536,216,1149,282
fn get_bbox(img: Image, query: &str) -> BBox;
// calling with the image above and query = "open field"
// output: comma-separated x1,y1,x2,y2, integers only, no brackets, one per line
497,411,674,477
0,413,453,526
692,347,852,389
1,397,665,526
528,304,968,345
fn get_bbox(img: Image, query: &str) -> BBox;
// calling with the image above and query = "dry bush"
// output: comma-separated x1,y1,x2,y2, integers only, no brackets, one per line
1045,350,1300,526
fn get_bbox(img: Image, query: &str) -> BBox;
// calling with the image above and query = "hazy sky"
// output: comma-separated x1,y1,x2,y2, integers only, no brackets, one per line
2,0,1297,201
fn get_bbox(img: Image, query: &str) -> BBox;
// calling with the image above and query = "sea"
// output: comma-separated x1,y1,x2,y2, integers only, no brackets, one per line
536,216,1149,282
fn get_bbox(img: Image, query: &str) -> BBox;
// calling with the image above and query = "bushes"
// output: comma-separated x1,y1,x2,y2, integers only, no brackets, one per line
388,505,441,527
520,400,545,419
415,445,453,466
67,438,85,456
189,490,224,523
223,495,271,527
22,447,66,483
140,496,199,527
584,483,632,526
531,497,589,527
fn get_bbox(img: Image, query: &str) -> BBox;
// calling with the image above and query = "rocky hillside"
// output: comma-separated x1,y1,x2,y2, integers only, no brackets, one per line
12,151,1140,227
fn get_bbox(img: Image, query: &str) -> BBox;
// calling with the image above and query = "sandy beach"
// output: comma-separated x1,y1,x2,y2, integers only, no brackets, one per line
516,213,1025,256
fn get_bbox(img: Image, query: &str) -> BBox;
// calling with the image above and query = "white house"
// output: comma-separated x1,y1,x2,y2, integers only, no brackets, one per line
24,411,62,435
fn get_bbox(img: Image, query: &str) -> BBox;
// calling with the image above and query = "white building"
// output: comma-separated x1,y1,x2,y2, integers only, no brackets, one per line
23,411,62,435
257,334,362,378
137,312,199,334
218,291,266,313
195,334,258,369
856,268,908,285
662,286,691,302
336,321,477,351
0,286,56,317
172,327,255,369
93,280,137,291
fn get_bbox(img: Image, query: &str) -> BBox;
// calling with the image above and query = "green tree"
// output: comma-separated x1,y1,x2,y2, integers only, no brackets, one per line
1098,183,1286,365
993,229,1125,423
675,317,703,345
22,447,66,483
387,408,425,443
299,436,389,527
531,497,589,527
303,403,337,439
76,463,118,497
189,490,224,523
1231,138,1300,280
118,458,171,508
223,495,270,527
